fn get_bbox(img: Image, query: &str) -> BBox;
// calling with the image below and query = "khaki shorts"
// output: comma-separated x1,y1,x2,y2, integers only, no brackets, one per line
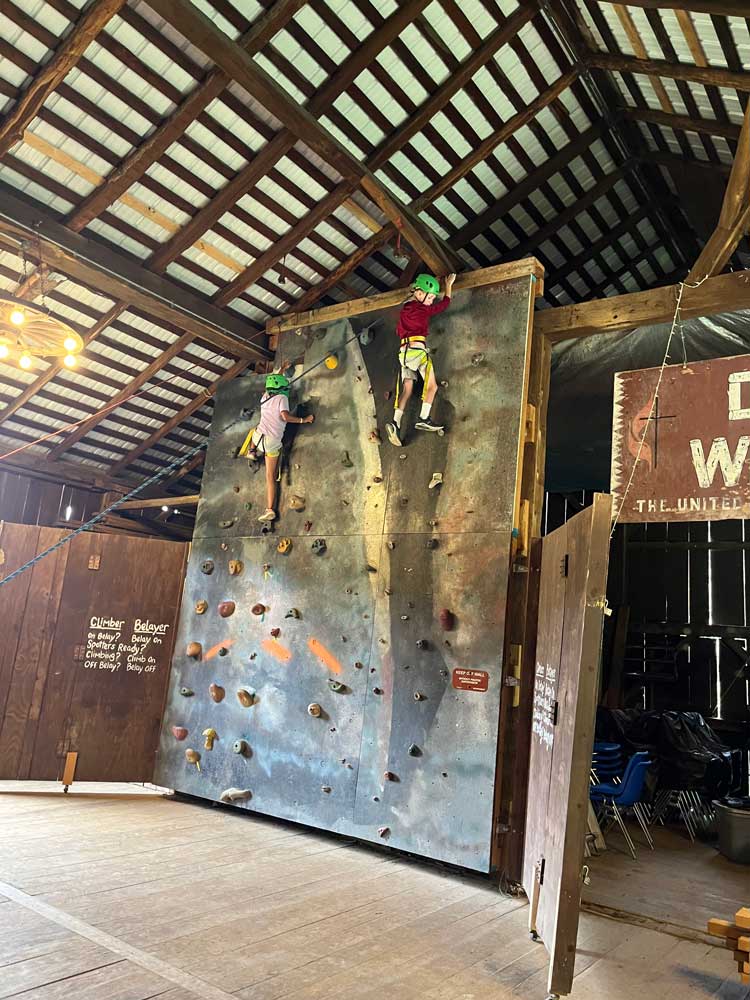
250,427,282,458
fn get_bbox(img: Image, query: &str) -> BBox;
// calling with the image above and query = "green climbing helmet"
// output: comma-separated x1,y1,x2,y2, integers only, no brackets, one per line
265,372,290,394
413,273,440,296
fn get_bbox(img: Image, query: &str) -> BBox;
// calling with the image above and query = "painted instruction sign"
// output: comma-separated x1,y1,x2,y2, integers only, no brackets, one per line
532,661,556,750
612,354,750,522
83,616,171,675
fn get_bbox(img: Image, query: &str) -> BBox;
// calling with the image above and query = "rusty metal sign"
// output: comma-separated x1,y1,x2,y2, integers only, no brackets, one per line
452,668,489,692
612,353,750,523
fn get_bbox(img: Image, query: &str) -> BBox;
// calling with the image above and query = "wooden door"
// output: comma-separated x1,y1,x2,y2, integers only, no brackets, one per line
522,494,611,998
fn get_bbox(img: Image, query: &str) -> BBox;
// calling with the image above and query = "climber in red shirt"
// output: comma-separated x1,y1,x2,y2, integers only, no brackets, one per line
386,271,455,447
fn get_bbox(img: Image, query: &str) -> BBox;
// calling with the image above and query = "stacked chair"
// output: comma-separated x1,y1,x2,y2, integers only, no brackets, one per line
590,742,654,859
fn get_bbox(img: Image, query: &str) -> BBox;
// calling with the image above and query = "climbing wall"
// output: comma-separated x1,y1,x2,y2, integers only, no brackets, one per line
156,277,534,872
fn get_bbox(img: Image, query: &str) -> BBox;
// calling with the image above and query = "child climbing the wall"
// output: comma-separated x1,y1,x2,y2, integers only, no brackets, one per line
243,365,314,522
386,271,456,447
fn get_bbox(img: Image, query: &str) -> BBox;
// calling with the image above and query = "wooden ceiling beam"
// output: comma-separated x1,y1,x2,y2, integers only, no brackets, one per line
534,269,750,342
48,332,194,460
687,103,750,283
157,449,204,490
146,0,460,277
266,258,544,336
117,494,199,510
587,52,750,93
600,0,749,15
368,1,540,172
451,121,608,250
110,356,248,475
0,184,271,361
63,0,309,234
0,0,126,159
0,303,125,429
145,0,435,276
0,447,134,492
622,106,741,143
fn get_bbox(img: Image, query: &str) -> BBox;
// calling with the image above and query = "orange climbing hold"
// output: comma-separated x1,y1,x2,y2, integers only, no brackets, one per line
307,637,342,675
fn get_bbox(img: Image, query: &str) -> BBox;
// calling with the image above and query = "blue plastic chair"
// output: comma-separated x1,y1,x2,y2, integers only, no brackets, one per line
591,757,653,858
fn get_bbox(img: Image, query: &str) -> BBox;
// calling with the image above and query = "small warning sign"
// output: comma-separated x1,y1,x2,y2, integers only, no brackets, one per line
452,668,489,692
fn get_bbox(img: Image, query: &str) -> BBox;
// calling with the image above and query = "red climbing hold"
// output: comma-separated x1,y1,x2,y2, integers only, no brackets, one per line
439,608,455,631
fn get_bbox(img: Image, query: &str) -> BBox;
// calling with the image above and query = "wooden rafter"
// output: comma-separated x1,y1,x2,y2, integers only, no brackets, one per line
117,494,199,510
0,302,126,429
110,357,248,475
622,107,741,143
66,0,308,234
146,0,460,277
48,332,194,461
535,269,750,342
587,52,750,94
266,258,544,335
601,0,749,15
0,184,271,361
688,103,750,283
0,0,126,158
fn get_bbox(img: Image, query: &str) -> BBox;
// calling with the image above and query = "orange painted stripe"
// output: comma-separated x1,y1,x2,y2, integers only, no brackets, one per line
262,638,292,663
204,639,234,661
307,637,342,675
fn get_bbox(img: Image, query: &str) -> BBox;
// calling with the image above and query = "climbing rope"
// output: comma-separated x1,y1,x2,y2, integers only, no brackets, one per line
0,437,209,590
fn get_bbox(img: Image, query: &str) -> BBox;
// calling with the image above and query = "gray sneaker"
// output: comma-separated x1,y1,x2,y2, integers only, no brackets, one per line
386,422,402,447
415,417,444,432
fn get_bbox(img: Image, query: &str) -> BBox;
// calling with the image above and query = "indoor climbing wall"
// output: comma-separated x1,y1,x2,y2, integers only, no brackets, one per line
156,276,534,872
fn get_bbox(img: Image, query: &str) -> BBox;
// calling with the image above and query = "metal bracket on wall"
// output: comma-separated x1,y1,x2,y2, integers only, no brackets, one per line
505,643,523,708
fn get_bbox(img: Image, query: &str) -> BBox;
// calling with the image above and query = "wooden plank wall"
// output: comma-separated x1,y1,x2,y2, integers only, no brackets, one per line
0,522,187,782
0,467,102,527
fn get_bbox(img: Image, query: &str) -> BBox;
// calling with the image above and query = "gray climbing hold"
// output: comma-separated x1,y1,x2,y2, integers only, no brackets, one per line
219,518,236,529
328,679,345,693
179,687,194,697
416,639,428,650
311,538,327,555
220,787,252,803
413,692,425,701
408,744,421,756
426,538,438,550
378,826,390,838
321,785,332,794
232,739,249,756
285,608,301,619
218,646,229,657
387,541,395,550
341,451,354,468
201,560,214,575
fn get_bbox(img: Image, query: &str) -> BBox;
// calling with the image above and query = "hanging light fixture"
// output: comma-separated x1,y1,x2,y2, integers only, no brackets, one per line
0,242,84,370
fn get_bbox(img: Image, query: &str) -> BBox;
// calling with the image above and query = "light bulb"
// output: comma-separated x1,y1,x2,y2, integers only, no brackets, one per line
63,336,77,352
0,344,8,360
19,354,32,370
63,354,76,368
10,309,24,326
161,505,169,512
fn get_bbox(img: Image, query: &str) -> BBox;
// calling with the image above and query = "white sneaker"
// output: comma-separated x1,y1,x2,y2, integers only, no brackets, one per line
258,509,276,522
386,421,402,447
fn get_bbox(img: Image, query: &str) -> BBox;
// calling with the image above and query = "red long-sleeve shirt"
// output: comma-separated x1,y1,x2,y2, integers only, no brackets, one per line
396,296,451,341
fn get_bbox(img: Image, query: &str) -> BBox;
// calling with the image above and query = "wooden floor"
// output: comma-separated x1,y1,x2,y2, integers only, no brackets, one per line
0,792,747,1000
583,823,749,937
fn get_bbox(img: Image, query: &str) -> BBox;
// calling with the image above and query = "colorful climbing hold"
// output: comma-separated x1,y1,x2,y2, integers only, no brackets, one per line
277,537,293,554
220,787,251,803
378,827,390,838
185,748,201,770
270,627,281,638
186,642,202,659
251,603,265,616
307,703,322,718
202,728,217,750
237,688,255,707
228,560,243,575
171,726,188,741
439,608,455,631
209,683,225,703
304,520,313,532
428,472,443,489
289,495,306,511
383,771,397,782
218,600,236,618
194,599,208,615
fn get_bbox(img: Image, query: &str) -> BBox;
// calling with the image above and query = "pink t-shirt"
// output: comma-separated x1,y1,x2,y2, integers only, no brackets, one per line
257,392,289,441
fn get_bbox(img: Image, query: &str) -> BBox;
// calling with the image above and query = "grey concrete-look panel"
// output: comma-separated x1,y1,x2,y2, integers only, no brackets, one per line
156,278,533,872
